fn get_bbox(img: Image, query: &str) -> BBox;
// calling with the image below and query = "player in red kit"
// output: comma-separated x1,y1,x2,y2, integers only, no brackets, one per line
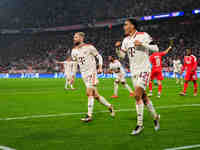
148,46,172,98
180,49,198,96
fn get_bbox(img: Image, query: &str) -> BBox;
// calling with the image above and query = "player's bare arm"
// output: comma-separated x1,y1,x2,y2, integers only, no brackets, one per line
115,41,121,47
108,69,113,74
115,41,126,59
95,54,103,74
56,61,64,64
134,40,159,52
164,46,172,53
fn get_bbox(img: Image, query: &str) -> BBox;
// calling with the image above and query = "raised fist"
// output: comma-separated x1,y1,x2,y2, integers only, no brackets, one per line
115,41,121,47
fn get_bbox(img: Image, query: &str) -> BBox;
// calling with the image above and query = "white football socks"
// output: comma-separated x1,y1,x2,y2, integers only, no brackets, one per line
136,102,144,126
114,82,118,96
124,83,133,93
146,100,157,119
98,96,111,108
88,96,94,117
65,80,68,89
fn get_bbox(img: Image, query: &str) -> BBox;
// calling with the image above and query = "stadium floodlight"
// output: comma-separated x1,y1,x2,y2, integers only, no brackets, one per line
192,9,200,14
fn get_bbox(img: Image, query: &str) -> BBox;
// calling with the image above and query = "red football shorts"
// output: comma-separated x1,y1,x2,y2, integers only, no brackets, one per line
184,71,197,81
150,70,164,80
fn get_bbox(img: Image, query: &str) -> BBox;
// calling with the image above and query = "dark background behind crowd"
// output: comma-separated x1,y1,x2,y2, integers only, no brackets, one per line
0,0,200,73
0,0,198,28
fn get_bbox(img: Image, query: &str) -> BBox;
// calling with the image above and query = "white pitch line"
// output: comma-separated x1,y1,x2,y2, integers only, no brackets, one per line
0,84,181,95
0,145,16,150
164,144,200,150
0,104,199,121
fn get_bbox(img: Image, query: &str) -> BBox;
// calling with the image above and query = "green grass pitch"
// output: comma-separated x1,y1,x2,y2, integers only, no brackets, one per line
0,78,199,150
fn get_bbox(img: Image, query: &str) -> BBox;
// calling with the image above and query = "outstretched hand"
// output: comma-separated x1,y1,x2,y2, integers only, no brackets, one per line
115,41,121,47
97,67,103,74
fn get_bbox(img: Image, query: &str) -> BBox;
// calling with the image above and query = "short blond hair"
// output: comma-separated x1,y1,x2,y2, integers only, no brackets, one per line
75,32,85,38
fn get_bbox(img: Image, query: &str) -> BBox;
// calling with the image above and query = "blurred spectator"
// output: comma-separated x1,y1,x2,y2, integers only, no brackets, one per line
0,20,200,73
0,0,199,28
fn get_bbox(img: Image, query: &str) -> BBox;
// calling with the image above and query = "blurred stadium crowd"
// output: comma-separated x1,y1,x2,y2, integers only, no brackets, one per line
0,0,200,73
0,22,200,73
1,0,197,28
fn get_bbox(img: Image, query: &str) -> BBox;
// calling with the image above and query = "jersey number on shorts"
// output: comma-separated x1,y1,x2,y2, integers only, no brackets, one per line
128,47,135,57
140,72,149,85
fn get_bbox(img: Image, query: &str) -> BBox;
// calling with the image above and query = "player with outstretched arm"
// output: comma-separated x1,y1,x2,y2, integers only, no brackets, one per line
148,46,172,98
115,19,160,135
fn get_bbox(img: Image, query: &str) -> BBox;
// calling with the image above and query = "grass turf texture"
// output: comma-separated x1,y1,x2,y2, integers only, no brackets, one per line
0,78,199,150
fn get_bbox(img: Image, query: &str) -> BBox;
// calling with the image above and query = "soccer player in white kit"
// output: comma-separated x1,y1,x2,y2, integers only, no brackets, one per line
108,56,134,98
71,32,115,122
173,56,183,84
56,57,77,90
115,19,160,135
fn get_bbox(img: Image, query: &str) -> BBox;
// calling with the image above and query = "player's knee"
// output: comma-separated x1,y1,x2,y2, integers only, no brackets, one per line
87,91,93,97
142,93,147,100
94,96,99,100
87,93,92,97
142,93,148,105
115,80,120,84
121,81,126,85
134,95,141,101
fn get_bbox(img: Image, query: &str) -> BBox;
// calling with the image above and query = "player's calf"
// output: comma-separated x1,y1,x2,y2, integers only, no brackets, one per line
81,89,95,122
154,115,160,131
95,93,115,117
64,79,69,90
143,93,160,131
193,81,198,96
111,81,119,98
157,80,162,98
81,95,94,122
108,105,115,117
148,81,153,97
130,107,144,135
131,88,145,135
180,81,188,96
122,81,134,97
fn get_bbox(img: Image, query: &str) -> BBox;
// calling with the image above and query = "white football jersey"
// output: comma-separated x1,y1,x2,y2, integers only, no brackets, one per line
121,31,153,75
109,60,125,75
173,59,182,71
63,61,77,75
71,44,99,76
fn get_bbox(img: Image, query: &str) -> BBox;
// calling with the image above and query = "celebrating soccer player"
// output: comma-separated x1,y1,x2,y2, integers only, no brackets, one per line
108,56,134,98
71,32,115,122
115,19,160,135
148,46,172,98
180,48,198,96
56,56,77,90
